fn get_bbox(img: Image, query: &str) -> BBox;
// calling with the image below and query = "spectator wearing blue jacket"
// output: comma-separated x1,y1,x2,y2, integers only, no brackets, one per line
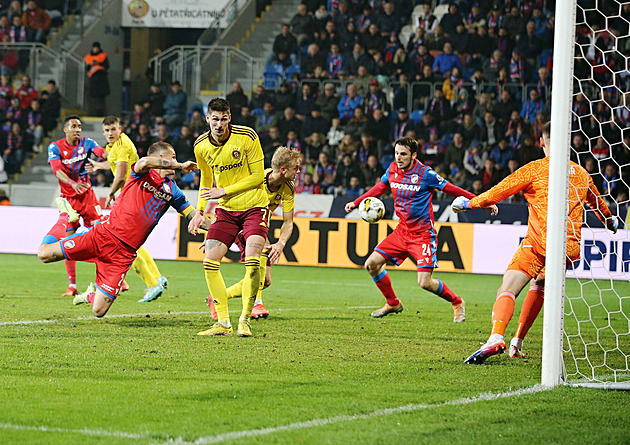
489,138,514,170
163,81,187,127
520,89,545,124
432,42,463,76
337,83,362,122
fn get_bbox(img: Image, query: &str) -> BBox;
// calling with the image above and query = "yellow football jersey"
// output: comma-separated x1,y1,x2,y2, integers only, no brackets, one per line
194,125,268,212
106,133,139,180
263,168,295,213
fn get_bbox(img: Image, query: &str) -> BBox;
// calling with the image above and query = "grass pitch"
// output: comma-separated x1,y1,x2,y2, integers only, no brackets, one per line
0,253,628,444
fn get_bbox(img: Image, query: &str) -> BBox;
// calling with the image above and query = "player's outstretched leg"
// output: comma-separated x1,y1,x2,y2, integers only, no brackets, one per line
365,253,402,318
510,283,544,358
134,246,167,302
238,256,261,337
418,272,465,322
53,198,80,296
464,336,507,365
72,282,116,317
198,258,233,336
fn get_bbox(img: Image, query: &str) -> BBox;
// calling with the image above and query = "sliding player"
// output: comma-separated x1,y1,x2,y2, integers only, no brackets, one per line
453,122,617,364
48,115,104,297
188,98,269,337
206,146,300,320
345,137,498,321
86,116,168,302
38,142,205,317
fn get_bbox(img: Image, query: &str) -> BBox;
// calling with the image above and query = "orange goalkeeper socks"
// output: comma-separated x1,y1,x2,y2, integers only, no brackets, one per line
491,291,516,337
515,285,544,341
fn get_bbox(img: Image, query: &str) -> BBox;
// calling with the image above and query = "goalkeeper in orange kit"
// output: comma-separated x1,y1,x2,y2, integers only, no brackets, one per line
452,122,618,364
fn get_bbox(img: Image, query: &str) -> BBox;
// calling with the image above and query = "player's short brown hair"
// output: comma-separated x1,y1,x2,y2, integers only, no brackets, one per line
207,98,231,114
271,146,301,170
394,136,418,154
102,116,120,126
542,121,551,137
148,141,174,156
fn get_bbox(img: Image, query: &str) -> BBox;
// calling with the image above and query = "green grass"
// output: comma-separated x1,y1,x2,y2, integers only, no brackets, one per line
0,253,628,444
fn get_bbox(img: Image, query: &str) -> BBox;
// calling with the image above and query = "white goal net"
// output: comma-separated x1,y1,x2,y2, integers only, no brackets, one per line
562,0,630,389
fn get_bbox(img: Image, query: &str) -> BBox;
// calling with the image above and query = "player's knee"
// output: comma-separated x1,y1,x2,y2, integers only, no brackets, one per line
365,260,378,274
92,307,108,318
417,276,432,290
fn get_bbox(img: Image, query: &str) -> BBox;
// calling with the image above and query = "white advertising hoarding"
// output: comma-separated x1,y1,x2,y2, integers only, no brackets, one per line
122,0,231,28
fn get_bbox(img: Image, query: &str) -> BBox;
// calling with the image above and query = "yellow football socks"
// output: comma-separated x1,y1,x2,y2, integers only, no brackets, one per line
203,259,230,324
132,246,160,287
241,256,260,320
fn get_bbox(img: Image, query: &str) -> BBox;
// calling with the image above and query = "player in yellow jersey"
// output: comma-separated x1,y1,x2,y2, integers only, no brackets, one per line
452,122,617,364
188,98,269,337
85,116,169,302
205,146,301,320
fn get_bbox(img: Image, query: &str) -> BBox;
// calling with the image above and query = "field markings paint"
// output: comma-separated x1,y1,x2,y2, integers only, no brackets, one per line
162,385,551,445
0,306,379,327
0,385,551,443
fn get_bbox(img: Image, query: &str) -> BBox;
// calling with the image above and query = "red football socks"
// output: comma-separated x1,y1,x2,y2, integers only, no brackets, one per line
372,270,400,307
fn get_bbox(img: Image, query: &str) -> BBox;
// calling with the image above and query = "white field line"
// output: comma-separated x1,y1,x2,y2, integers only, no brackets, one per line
0,306,379,327
0,385,551,443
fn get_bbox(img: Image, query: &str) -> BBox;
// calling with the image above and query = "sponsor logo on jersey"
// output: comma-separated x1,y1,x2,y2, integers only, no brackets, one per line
64,240,75,249
143,181,172,201
391,182,422,192
232,149,241,160
62,152,88,165
216,161,243,173
410,174,419,184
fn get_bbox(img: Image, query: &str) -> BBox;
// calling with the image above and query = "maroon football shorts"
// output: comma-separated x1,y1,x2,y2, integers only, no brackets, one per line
205,206,270,248
60,223,136,299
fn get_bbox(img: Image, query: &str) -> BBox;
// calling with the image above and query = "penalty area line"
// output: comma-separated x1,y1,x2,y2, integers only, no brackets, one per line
161,385,551,444
0,306,379,327
0,422,155,441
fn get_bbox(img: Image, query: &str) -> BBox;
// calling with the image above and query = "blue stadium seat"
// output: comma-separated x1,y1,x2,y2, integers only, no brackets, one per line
253,107,264,116
410,109,424,124
441,133,454,146
285,64,301,78
263,71,283,89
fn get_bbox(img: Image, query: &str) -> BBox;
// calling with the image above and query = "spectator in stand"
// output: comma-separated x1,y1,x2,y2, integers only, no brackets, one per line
516,134,544,167
602,162,619,201
326,43,345,78
470,25,493,59
335,153,363,193
162,81,187,127
303,131,327,164
332,1,352,34
536,67,552,103
286,129,302,152
296,171,321,194
250,85,271,111
392,72,408,111
363,80,389,115
443,132,466,173
314,151,336,194
0,34,18,76
301,104,328,140
408,44,434,81
291,3,315,46
142,83,165,120
16,74,37,110
494,89,520,127
489,137,514,170
480,111,504,149
439,3,463,38
375,2,402,37
4,96,22,125
520,88,545,124
357,4,374,34
326,117,344,150
132,123,153,157
362,154,384,187
0,15,9,38
419,129,444,167
337,133,358,160
505,111,527,150
463,139,487,178
40,79,61,134
315,20,337,54
155,121,173,145
129,102,150,130
464,2,486,32
496,26,514,57
315,83,339,122
390,107,412,142
508,50,526,86
0,73,13,109
173,125,195,162
367,108,390,155
273,24,299,62
22,0,51,43
432,42,462,77
301,43,326,76
294,83,316,120
232,105,256,128
3,121,28,174
363,23,385,56
344,107,369,140
414,112,438,144
352,65,375,97
345,43,372,76
481,158,503,192
503,6,527,38
449,23,470,55
516,21,542,67
226,81,249,116
427,89,452,128
278,106,301,139
41,0,65,25
592,137,610,160
273,81,296,111
84,41,110,115
482,49,506,82
25,97,43,151
337,83,362,123
391,46,407,77
457,112,481,142
343,175,365,199
260,125,283,165
189,108,207,138
418,1,438,34
255,101,278,135
472,92,494,127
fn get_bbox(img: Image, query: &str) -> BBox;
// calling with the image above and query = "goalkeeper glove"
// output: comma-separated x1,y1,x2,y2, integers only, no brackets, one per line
451,196,471,213
607,217,618,234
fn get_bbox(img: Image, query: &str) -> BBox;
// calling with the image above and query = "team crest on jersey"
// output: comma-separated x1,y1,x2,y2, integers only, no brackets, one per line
64,240,75,249
162,183,171,194
275,194,281,200
410,174,419,184
232,149,241,160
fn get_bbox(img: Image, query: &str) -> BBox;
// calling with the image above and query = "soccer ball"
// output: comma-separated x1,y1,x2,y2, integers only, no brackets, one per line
358,197,385,223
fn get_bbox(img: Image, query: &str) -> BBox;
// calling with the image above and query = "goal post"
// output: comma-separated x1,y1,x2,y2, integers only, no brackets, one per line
543,0,630,390
541,0,577,388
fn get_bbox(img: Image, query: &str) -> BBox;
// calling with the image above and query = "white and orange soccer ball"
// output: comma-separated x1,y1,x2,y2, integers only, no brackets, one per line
358,197,385,223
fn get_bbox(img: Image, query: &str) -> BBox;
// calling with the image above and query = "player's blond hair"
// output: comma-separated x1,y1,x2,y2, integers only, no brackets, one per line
148,141,174,156
271,146,301,171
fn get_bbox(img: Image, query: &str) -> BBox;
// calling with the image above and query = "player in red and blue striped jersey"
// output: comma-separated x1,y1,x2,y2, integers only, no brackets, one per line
345,137,497,321
38,142,208,317
47,115,107,296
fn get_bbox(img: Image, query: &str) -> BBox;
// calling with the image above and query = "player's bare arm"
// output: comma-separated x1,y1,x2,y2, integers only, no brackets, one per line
85,158,109,172
134,157,197,175
269,209,294,264
54,169,90,194
199,187,226,200
186,209,212,235
105,161,129,208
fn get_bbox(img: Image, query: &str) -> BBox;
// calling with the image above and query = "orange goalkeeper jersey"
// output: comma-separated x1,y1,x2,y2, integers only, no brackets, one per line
469,157,612,252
